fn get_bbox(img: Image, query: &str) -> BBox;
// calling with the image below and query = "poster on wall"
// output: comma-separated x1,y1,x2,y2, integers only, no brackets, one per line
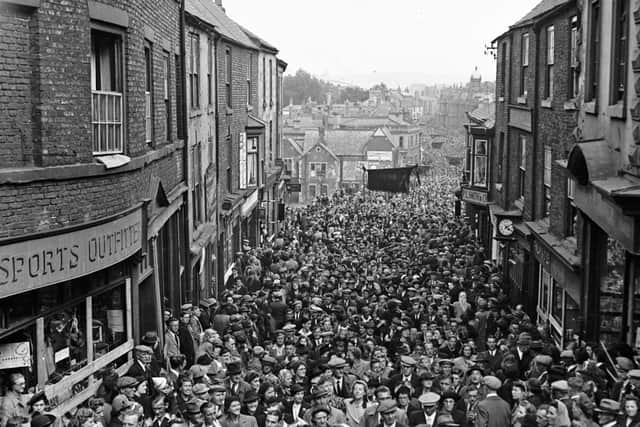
0,341,32,369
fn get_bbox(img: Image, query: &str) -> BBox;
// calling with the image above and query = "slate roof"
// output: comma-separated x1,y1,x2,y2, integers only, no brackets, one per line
186,0,256,49
467,102,495,129
323,130,372,156
239,25,278,53
511,0,571,28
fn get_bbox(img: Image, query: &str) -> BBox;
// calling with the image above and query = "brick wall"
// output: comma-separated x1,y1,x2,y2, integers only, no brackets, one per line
0,0,184,238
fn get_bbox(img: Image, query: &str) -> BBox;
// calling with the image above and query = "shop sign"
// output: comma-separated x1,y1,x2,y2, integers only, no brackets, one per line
0,342,31,369
461,188,488,204
287,183,301,192
509,107,532,132
0,209,142,298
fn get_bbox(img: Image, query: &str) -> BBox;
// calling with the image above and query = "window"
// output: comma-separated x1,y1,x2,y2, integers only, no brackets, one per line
519,135,526,199
500,41,507,98
544,147,552,216
569,16,579,99
321,184,328,196
283,158,293,174
175,54,184,139
545,26,554,99
189,34,200,110
399,136,404,149
144,42,153,144
269,59,273,106
225,48,232,108
163,52,171,141
611,0,628,104
539,265,552,315
567,177,577,237
586,0,600,102
246,137,258,187
309,184,316,199
192,143,202,226
497,132,504,183
226,132,232,193
310,163,326,178
472,139,488,187
520,33,529,97
247,53,252,105
262,56,266,106
269,121,273,162
208,37,213,106
91,29,123,154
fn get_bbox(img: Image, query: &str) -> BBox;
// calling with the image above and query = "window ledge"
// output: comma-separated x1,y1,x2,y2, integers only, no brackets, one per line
541,98,552,109
517,96,527,105
563,100,577,111
226,106,234,116
607,102,626,120
584,101,597,115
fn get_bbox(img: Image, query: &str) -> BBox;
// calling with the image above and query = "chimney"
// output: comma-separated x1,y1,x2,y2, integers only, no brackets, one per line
215,0,225,12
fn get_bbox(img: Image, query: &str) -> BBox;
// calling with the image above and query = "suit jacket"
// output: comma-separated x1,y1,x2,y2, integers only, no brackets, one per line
480,350,503,375
408,410,438,427
510,349,534,379
282,401,311,423
220,414,258,427
387,373,421,396
164,330,181,364
333,374,356,398
225,379,253,402
474,395,510,427
178,323,196,366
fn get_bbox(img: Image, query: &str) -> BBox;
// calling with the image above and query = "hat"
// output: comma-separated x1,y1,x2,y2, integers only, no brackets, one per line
517,332,531,345
134,345,154,354
312,389,329,400
152,377,169,390
560,350,575,360
190,365,208,379
116,376,138,389
200,298,217,308
262,355,277,365
27,391,46,407
567,376,584,390
291,384,305,394
253,346,265,356
440,391,460,402
227,362,242,376
210,382,227,393
551,380,569,392
467,365,484,376
419,371,435,381
31,414,56,427
418,392,440,406
533,354,553,366
193,383,210,395
400,356,417,367
181,303,193,311
327,356,347,369
244,390,260,403
483,376,502,390
111,395,132,412
628,369,640,380
439,359,453,367
186,401,203,415
141,331,159,345
594,398,621,414
616,356,635,371
377,400,397,414
310,406,331,418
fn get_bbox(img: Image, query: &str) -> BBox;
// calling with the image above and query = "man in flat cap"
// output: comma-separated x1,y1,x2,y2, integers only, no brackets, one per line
388,356,419,396
328,356,354,399
408,392,439,427
474,376,510,427
126,345,155,386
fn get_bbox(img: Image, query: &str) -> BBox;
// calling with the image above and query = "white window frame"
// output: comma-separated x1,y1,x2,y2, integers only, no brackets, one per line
471,138,488,188
320,184,328,196
308,184,317,199
283,157,293,174
246,136,258,187
310,162,327,178
91,28,124,155
546,26,554,99
570,17,579,99
567,177,577,237
544,147,552,216
522,33,530,66
519,136,526,199
144,42,153,144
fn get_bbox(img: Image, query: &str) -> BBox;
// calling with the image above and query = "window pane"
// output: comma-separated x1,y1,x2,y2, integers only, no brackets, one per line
92,285,128,356
45,301,88,383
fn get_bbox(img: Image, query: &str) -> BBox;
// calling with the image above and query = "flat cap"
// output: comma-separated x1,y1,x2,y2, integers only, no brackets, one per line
418,392,440,406
116,376,138,389
483,375,502,390
616,356,635,371
560,350,575,359
595,398,621,413
193,383,210,395
327,356,347,368
210,382,227,393
310,406,331,418
551,380,569,392
262,355,277,365
181,303,193,311
400,356,417,367
134,345,154,354
533,354,553,366
111,395,132,412
567,376,584,390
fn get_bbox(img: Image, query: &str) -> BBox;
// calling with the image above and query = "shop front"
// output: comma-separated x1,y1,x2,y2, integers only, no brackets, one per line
567,141,640,347
0,207,142,416
241,189,259,247
460,186,492,255
529,230,582,348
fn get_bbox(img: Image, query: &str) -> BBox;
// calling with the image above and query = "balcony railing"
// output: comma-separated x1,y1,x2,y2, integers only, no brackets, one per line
92,90,123,154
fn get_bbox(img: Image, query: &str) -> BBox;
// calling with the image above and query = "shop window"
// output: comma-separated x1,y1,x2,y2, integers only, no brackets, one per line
471,139,488,187
551,282,563,325
564,292,580,342
538,265,551,319
599,237,625,345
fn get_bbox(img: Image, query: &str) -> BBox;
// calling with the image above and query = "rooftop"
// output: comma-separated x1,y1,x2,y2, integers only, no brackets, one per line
186,0,256,49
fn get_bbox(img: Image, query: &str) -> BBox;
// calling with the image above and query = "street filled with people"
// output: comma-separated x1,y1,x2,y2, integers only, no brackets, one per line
3,174,640,427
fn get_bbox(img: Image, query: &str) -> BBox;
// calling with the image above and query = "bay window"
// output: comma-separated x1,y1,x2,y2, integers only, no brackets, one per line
471,139,488,187
247,137,258,187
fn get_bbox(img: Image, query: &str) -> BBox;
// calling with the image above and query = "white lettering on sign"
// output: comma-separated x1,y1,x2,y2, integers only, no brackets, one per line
0,209,142,298
462,188,488,204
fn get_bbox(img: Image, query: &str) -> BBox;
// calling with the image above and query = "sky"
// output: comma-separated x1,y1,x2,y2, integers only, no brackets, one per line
223,0,541,88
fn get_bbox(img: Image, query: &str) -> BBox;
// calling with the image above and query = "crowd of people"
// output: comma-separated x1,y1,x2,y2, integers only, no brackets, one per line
3,175,640,427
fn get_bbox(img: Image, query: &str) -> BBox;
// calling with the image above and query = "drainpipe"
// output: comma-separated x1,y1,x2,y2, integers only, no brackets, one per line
179,0,190,303
530,22,541,222
213,31,221,292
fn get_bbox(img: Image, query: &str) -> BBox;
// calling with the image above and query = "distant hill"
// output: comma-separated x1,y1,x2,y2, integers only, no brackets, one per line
283,69,369,105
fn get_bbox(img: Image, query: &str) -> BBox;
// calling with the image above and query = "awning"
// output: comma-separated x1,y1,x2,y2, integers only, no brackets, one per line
190,222,216,255
566,140,617,185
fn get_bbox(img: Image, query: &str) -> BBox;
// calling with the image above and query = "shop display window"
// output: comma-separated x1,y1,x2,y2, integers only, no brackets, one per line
44,301,88,383
599,237,626,345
